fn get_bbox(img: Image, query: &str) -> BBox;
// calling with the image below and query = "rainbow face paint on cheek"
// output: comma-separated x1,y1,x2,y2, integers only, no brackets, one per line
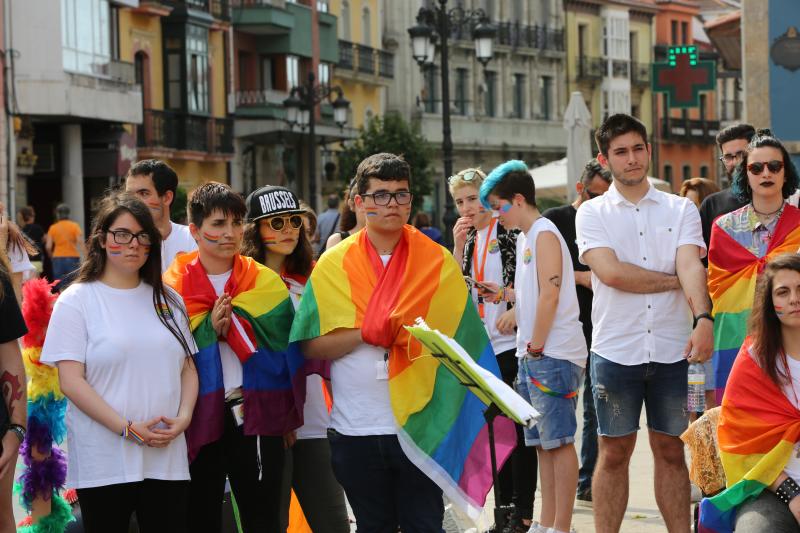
776,305,786,317
107,243,123,256
202,232,221,245
365,207,379,217
262,238,278,245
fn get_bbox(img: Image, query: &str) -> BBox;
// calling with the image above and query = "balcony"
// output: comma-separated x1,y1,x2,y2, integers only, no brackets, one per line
631,62,650,87
611,59,629,79
575,57,604,82
138,110,233,154
168,0,230,20
661,118,720,144
336,40,394,82
234,89,287,120
452,22,564,53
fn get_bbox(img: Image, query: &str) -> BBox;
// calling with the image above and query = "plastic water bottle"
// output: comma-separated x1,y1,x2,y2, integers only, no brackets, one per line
687,362,706,413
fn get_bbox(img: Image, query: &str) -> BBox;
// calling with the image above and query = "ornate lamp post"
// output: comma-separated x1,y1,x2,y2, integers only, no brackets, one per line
283,72,350,211
408,0,495,248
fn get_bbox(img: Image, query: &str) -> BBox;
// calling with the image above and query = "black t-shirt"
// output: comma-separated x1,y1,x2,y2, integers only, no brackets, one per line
542,204,592,343
0,273,27,344
22,223,45,260
698,189,747,250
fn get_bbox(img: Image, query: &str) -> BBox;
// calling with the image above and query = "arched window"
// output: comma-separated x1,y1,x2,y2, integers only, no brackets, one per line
134,51,150,144
362,6,371,45
341,1,351,41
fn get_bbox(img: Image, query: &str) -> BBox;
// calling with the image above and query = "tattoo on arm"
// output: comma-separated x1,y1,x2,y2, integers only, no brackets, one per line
548,275,561,288
0,371,22,420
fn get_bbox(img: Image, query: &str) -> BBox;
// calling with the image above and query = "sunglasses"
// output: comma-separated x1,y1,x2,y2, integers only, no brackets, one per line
585,190,603,199
266,215,303,231
747,160,784,175
448,170,480,185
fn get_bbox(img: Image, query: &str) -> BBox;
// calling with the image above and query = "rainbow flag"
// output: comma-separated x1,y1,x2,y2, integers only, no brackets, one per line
708,205,800,402
699,340,800,532
290,226,516,518
164,251,306,461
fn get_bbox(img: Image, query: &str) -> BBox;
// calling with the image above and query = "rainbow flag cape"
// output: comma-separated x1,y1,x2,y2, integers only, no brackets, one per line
290,226,516,518
164,251,306,460
708,204,800,402
699,340,800,532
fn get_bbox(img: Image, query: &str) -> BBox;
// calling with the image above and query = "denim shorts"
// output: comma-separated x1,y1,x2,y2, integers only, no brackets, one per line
590,352,689,438
515,355,583,450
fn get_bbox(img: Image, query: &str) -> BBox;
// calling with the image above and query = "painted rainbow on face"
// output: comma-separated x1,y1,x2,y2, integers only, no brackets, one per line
203,232,221,245
262,238,278,245
108,243,123,256
775,305,786,317
365,207,379,217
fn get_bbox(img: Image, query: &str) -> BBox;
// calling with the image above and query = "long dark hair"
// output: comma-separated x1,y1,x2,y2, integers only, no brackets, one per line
76,192,193,357
241,218,314,278
748,253,800,386
732,129,800,202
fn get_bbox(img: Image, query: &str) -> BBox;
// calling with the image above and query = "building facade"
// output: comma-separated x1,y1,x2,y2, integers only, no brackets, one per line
383,0,567,221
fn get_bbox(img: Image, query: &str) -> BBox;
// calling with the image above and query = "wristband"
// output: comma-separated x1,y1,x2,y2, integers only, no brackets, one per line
526,342,544,358
693,312,714,329
7,424,25,444
776,477,800,506
121,420,145,446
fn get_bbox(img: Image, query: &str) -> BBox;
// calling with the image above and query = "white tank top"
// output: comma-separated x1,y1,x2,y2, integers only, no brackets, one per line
514,217,587,367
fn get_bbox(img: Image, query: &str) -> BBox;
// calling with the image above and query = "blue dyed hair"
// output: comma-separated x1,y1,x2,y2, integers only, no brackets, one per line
731,129,800,202
479,160,530,209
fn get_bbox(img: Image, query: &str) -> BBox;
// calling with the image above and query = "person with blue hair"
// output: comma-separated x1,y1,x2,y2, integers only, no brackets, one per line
480,160,587,533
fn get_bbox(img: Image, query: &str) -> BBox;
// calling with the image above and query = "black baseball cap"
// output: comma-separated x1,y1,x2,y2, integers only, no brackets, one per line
246,186,305,222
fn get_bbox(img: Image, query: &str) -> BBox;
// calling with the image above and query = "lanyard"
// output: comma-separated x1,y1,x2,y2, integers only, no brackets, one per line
472,218,497,319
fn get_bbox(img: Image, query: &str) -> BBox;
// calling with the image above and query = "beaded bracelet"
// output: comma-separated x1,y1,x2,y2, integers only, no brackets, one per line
776,477,800,506
121,420,145,446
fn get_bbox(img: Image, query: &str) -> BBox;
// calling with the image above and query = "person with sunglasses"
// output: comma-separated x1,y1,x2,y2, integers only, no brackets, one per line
241,185,350,533
708,130,800,403
542,158,611,508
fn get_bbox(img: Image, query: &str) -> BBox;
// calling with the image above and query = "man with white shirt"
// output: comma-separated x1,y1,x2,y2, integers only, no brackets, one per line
125,159,197,272
575,114,713,533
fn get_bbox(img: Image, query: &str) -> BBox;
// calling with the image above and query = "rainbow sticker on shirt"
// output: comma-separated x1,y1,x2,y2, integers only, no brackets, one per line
488,239,499,254
155,302,174,319
523,248,532,264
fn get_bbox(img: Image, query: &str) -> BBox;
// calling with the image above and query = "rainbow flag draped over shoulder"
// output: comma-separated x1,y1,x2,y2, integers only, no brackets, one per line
290,226,517,518
699,340,800,532
164,251,305,461
708,205,800,402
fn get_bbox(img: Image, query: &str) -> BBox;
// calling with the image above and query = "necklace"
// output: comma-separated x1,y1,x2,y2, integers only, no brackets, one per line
753,203,784,218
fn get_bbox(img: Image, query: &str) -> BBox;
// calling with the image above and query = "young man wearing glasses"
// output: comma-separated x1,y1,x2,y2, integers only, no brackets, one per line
542,159,611,507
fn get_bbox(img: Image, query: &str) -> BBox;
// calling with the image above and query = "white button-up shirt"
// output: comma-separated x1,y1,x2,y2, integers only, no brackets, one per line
575,183,706,366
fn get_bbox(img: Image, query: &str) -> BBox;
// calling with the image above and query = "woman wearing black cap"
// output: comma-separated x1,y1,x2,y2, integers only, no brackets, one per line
242,185,350,533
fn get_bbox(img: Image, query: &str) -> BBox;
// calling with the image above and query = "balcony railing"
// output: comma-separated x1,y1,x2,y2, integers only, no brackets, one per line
575,57,604,81
452,22,564,52
235,89,287,106
167,0,230,19
138,110,234,154
337,41,394,79
90,60,136,85
611,59,629,78
631,62,650,87
661,118,721,144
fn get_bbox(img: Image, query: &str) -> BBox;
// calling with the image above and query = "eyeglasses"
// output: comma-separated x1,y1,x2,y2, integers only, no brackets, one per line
107,229,152,246
360,191,413,206
586,190,603,199
719,151,745,164
267,215,303,231
447,170,480,185
747,160,784,175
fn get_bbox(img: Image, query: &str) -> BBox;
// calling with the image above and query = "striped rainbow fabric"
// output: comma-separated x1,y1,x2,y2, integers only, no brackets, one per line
699,340,800,532
290,226,517,518
164,251,306,460
707,205,800,402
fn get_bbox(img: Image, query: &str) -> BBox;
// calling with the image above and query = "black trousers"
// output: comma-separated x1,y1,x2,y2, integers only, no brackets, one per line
496,349,539,519
188,405,285,533
76,479,189,533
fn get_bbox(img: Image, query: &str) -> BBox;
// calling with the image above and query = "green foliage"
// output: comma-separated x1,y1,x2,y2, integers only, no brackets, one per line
172,186,188,224
336,113,434,210
537,196,567,212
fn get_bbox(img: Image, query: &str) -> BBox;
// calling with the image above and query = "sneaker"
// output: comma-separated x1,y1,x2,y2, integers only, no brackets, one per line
526,522,546,533
575,488,592,508
501,516,531,533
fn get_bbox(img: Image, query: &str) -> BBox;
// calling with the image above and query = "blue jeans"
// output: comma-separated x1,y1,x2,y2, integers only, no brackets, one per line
52,256,79,282
591,352,689,437
327,430,444,532
578,353,598,493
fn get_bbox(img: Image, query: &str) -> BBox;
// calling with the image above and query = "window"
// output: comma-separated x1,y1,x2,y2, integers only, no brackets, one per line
699,94,707,120
671,20,679,44
166,51,182,109
540,0,550,25
683,164,692,182
340,1,351,41
681,21,689,44
482,0,495,20
578,24,587,58
362,7,371,45
604,15,630,60
424,66,437,113
485,71,497,118
62,0,111,75
238,52,249,90
700,165,709,178
260,56,273,90
186,24,209,113
513,0,523,21
316,0,328,12
455,68,468,116
602,88,630,118
287,55,299,89
318,63,330,85
539,75,552,120
663,164,673,185
629,32,637,63
513,74,525,119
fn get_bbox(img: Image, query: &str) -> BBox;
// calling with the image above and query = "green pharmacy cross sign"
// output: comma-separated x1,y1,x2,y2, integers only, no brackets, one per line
651,46,716,109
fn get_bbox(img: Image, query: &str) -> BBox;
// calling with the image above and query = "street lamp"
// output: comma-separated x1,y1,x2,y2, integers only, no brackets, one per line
283,72,350,211
408,0,496,248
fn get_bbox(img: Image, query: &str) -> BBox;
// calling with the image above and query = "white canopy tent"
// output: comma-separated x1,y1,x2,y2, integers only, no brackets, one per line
529,157,673,201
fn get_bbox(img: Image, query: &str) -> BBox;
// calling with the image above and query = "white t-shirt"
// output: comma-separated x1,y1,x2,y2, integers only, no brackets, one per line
286,277,331,440
329,254,396,436
468,221,516,355
782,356,800,484
8,243,34,276
207,270,244,397
576,183,706,365
161,222,197,273
40,281,195,489
515,217,587,367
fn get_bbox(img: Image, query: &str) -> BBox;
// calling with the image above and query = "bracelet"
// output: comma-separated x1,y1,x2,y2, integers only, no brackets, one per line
693,312,714,329
493,287,505,304
776,477,800,505
7,424,25,444
526,342,544,357
121,420,145,446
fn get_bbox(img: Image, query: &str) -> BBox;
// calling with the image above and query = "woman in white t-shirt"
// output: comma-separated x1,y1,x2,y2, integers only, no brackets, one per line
241,185,349,533
41,193,198,533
